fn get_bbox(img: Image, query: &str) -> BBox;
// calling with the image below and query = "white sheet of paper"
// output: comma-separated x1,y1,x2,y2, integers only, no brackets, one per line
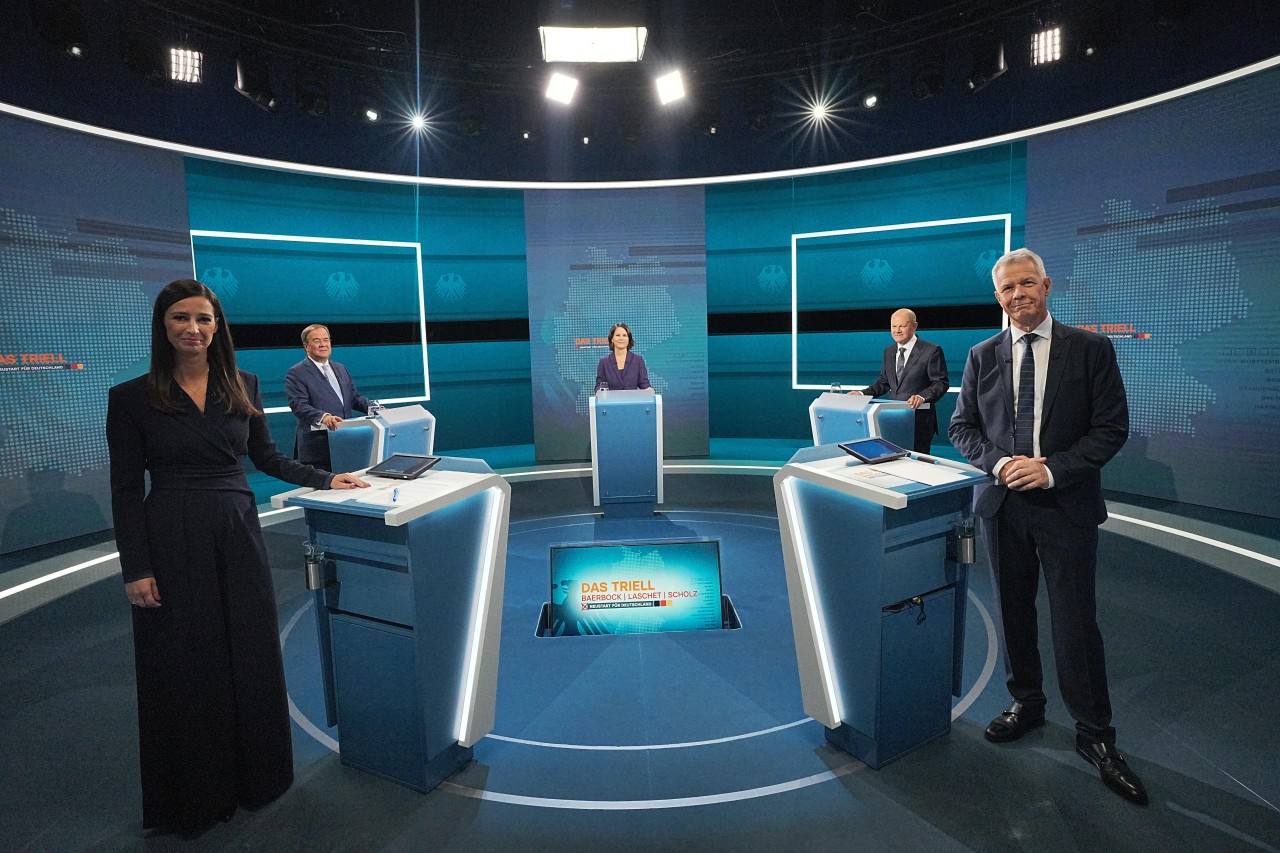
841,466,915,489
876,458,972,486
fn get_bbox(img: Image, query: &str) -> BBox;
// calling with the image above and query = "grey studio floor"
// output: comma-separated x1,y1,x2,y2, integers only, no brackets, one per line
2,466,1280,853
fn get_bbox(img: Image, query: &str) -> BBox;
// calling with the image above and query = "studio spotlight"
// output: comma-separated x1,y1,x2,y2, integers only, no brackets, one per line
692,97,721,136
295,64,330,116
545,72,579,105
31,1,88,59
519,103,543,140
1031,26,1062,65
457,100,485,136
965,33,1006,93
121,33,166,85
169,47,203,83
743,82,773,131
235,54,278,110
856,62,889,110
910,47,944,99
574,104,596,145
655,69,685,105
351,78,384,123
1073,5,1119,59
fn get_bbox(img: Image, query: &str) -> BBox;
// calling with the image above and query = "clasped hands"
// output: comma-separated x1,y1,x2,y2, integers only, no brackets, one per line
1000,456,1050,491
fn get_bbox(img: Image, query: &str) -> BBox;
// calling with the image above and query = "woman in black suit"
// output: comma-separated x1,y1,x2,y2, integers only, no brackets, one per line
594,322,652,392
107,279,367,833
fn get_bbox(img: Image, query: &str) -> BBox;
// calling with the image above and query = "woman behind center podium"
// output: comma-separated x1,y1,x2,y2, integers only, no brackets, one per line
595,322,651,392
106,279,368,834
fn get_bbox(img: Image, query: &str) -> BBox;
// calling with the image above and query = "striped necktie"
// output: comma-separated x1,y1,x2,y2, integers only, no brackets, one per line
1014,333,1038,456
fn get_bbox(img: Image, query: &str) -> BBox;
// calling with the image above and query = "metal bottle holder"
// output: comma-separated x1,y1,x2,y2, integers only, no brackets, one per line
303,541,326,591
949,516,977,565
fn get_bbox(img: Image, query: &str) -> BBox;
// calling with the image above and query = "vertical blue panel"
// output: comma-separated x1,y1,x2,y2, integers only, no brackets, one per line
0,116,192,555
526,187,709,461
1027,65,1280,518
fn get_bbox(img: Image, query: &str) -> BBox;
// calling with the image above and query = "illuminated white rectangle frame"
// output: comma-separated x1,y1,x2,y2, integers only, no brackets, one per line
790,213,1012,390
189,230,429,413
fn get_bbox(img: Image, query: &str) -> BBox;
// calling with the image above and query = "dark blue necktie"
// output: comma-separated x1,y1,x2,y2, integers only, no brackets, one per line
1014,333,1038,456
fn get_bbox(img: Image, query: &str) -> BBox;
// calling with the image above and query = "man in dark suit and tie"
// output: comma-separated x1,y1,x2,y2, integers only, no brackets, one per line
949,248,1146,805
852,308,949,452
285,324,370,470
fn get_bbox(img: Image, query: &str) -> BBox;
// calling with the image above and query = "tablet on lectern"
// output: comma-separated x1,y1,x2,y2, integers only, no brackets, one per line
838,438,909,465
365,454,441,480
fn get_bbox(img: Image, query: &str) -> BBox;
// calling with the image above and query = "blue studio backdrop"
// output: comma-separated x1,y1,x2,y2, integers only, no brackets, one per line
1,61,1279,555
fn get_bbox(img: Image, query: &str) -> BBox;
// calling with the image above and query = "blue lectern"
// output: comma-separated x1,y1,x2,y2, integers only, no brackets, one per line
808,391,923,450
272,457,510,792
773,444,986,768
328,404,436,474
590,390,663,516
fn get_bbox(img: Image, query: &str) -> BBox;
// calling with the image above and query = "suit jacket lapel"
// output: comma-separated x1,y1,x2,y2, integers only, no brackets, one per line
996,330,1015,422
170,395,238,461
1042,321,1070,424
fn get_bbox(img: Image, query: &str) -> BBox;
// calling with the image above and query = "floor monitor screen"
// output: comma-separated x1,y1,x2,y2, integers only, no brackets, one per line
549,539,723,637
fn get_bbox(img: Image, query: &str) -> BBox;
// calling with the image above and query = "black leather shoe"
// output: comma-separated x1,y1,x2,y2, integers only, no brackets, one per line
1076,737,1149,806
984,701,1046,743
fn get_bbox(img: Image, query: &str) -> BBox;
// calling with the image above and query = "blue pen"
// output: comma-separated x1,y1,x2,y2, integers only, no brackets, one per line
392,487,399,503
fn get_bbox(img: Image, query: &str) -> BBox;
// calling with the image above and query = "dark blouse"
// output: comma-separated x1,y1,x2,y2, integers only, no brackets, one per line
595,351,651,391
107,370,331,583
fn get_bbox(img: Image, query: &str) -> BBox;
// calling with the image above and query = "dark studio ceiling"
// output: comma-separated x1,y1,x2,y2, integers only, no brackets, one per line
4,0,1279,181
106,0,1089,90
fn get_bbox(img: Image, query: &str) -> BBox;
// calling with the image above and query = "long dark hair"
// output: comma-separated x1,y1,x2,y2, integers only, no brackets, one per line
146,279,259,415
608,322,636,350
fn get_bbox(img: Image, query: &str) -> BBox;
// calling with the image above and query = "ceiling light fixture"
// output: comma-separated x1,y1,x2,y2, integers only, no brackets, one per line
32,1,88,60
692,99,721,136
295,64,330,116
351,77,384,123
539,26,647,63
910,47,945,99
655,70,685,105
234,54,276,109
545,72,579,105
856,62,889,110
965,34,1007,93
1031,27,1062,65
169,47,203,84
744,82,773,131
457,100,485,136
